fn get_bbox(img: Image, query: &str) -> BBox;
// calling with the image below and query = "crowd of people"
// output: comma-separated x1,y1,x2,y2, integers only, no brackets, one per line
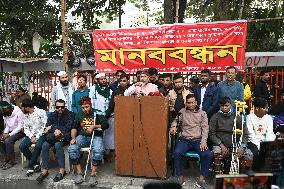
0,66,283,188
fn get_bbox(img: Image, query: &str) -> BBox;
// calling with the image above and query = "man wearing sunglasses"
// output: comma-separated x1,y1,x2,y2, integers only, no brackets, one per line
36,99,74,183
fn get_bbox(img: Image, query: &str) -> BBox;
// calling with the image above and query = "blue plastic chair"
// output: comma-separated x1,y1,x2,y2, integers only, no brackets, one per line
183,150,201,169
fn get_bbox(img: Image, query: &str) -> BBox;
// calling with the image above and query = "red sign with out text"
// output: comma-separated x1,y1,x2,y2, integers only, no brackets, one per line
93,21,247,73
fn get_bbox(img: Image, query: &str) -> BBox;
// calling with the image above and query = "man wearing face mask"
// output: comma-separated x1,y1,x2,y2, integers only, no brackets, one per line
89,73,112,116
50,71,74,111
124,71,159,96
209,97,252,174
246,97,276,170
169,73,193,119
0,101,25,170
19,99,47,177
72,74,90,113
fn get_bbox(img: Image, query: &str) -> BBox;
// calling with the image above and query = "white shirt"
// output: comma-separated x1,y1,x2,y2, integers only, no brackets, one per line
246,113,276,149
23,107,47,139
200,84,208,109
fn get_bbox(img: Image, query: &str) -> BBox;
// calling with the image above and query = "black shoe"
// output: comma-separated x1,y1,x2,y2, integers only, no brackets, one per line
33,164,41,173
26,169,34,177
53,172,65,182
36,172,49,184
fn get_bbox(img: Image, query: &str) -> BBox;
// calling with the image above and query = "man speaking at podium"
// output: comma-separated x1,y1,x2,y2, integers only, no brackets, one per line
124,70,159,96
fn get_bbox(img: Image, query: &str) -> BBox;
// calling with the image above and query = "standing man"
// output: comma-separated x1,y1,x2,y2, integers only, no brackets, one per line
0,101,25,169
170,94,212,188
105,74,130,161
15,87,31,107
72,74,90,113
218,66,244,110
68,97,108,186
169,74,193,119
89,73,112,116
19,99,47,176
147,67,164,89
159,73,173,96
50,71,74,111
124,71,159,96
36,99,74,183
109,70,125,92
194,69,219,120
254,70,273,106
246,97,276,170
189,76,200,90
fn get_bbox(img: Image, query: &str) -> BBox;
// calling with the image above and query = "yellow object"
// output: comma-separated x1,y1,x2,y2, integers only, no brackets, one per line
244,84,252,101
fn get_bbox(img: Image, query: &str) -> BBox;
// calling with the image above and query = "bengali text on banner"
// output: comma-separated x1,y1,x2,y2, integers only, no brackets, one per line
93,21,247,73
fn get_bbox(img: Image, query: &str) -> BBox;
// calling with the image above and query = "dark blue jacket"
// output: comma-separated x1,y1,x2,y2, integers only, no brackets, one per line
194,83,219,120
46,109,75,141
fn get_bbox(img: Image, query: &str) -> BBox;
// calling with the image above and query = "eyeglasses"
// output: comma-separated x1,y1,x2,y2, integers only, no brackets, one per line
120,80,127,82
56,106,65,109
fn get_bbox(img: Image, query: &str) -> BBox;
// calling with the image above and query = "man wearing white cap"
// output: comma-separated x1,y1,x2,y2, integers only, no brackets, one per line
89,73,112,116
50,71,74,111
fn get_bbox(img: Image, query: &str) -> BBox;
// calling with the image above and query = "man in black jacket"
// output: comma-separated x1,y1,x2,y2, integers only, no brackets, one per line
36,99,74,183
255,70,273,106
104,74,130,161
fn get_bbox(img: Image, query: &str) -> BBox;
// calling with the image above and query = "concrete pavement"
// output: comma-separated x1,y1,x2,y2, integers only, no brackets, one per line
0,149,210,189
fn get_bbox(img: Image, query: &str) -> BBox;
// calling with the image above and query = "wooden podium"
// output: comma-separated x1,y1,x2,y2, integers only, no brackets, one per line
114,96,169,179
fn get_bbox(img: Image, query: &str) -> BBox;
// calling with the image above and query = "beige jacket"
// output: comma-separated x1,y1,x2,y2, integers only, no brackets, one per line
171,108,209,144
168,87,193,108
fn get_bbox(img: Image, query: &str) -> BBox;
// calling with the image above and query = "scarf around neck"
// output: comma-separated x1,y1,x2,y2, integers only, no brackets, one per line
95,84,110,99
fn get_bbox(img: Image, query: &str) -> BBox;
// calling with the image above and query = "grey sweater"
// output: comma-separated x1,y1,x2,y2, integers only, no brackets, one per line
209,111,248,147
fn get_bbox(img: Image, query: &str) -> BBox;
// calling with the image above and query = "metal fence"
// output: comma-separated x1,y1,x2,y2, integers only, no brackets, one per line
1,68,283,104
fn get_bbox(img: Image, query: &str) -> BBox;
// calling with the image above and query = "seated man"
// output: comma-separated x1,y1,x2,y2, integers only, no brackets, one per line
36,99,74,183
169,94,212,188
246,97,276,170
19,99,47,176
209,96,253,174
0,101,25,170
68,97,108,186
124,70,159,96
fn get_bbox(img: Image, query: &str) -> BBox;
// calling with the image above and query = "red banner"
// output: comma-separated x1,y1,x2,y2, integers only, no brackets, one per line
93,21,247,73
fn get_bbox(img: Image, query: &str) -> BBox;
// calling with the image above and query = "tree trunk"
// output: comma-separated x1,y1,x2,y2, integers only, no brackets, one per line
178,0,187,23
172,0,187,23
164,0,174,24
238,0,245,19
